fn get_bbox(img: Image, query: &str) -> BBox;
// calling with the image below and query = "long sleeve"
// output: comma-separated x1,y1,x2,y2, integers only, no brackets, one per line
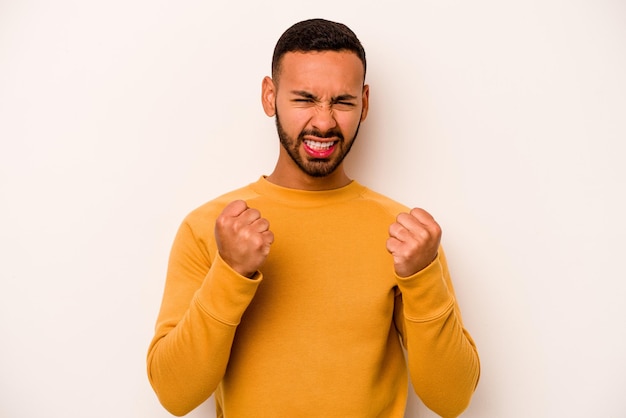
147,180,480,417
146,218,262,416
394,248,480,418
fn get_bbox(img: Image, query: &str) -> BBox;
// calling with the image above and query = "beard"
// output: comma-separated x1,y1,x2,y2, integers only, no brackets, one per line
275,112,361,178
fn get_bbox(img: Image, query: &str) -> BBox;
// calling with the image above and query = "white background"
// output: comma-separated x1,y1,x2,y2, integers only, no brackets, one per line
1,1,625,417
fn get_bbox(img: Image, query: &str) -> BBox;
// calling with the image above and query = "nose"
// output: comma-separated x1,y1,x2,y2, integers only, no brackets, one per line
310,103,337,133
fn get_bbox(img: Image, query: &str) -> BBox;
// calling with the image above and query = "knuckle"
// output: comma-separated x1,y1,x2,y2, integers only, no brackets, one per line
215,216,230,232
410,207,424,217
416,228,430,241
247,208,261,219
249,231,264,247
406,240,420,254
397,212,409,223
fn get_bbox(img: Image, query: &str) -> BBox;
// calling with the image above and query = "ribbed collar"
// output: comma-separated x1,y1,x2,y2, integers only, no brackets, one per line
250,176,366,208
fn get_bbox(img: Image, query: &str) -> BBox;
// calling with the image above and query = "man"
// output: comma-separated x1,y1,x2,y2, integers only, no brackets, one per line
147,18,479,418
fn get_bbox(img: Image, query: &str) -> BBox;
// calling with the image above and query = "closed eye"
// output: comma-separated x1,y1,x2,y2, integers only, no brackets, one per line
332,100,357,110
289,91,358,110
331,94,358,110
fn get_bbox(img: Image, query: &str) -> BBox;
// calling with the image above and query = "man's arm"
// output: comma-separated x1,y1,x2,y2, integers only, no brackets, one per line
147,201,272,416
389,209,480,417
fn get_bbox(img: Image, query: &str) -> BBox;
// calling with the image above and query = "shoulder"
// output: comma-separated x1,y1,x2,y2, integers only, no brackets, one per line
357,185,410,218
183,182,260,227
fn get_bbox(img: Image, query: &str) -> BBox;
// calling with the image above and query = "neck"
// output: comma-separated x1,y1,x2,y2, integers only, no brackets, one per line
266,164,351,191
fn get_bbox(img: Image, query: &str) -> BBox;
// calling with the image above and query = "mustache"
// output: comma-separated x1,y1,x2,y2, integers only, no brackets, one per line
299,128,344,140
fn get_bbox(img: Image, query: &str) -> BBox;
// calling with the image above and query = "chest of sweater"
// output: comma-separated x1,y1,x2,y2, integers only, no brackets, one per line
236,198,399,344
216,187,409,416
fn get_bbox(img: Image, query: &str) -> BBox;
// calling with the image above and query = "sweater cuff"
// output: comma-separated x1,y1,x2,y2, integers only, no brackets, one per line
395,255,454,321
194,253,262,326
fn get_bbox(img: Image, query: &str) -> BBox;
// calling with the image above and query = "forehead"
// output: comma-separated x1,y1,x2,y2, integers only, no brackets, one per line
276,51,365,93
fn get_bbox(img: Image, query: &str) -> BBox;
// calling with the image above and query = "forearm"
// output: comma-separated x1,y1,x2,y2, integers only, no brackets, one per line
147,303,237,415
397,255,480,418
147,256,261,416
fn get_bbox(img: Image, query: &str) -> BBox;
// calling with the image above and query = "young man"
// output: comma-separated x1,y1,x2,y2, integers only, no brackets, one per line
147,18,480,418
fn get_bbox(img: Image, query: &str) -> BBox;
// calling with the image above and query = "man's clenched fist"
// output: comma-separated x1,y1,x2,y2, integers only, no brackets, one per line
386,208,442,278
215,200,274,278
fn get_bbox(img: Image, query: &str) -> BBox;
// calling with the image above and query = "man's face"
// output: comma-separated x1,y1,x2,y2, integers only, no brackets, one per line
263,51,369,179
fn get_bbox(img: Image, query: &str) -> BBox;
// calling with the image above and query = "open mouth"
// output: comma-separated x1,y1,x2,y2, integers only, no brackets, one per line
303,139,337,158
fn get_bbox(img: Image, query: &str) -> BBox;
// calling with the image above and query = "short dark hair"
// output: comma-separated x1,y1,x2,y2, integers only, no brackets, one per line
271,18,367,82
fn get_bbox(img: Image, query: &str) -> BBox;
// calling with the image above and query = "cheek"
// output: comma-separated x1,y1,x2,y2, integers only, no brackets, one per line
281,108,314,132
336,112,362,133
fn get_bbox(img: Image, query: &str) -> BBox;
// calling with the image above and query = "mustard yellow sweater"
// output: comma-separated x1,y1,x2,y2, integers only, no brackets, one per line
147,177,479,417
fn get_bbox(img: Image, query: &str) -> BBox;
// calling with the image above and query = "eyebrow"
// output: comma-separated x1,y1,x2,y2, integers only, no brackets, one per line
290,90,358,103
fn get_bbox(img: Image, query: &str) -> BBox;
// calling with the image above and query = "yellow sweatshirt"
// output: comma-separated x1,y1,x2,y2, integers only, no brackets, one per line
147,177,479,417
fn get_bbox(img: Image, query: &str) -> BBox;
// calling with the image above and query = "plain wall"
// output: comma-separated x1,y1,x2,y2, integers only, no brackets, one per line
1,1,625,417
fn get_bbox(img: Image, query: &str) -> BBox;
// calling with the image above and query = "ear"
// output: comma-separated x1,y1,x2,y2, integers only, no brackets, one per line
360,84,370,121
261,76,277,117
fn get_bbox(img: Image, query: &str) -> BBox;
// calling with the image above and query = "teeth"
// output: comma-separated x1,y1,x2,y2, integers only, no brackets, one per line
305,140,334,150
